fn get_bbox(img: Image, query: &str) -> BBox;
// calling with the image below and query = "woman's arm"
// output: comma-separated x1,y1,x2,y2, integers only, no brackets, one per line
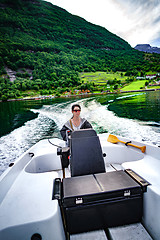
81,120,92,129
60,125,68,141
60,125,72,141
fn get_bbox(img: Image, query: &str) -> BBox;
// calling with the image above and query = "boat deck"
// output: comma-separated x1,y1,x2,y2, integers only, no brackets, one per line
0,135,160,240
70,223,152,240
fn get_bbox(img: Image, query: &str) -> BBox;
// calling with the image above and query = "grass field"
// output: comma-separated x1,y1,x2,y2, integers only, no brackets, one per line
121,80,146,91
79,71,160,92
147,85,160,89
79,71,128,85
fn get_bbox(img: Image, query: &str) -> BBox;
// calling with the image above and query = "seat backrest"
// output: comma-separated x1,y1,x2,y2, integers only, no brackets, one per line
70,129,105,177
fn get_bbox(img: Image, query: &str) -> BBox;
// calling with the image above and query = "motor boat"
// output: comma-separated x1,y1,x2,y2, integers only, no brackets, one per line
0,129,159,240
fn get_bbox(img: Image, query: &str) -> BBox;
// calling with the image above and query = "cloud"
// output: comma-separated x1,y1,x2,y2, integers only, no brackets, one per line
151,36,160,47
113,0,160,46
48,0,160,47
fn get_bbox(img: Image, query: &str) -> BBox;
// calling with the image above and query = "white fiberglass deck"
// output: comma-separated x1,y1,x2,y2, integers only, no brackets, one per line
0,134,160,240
0,139,66,240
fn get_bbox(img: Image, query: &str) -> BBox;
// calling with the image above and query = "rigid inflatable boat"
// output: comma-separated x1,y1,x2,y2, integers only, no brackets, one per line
0,129,160,240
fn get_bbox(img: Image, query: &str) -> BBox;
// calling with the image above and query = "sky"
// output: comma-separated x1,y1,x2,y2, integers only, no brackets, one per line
46,0,160,48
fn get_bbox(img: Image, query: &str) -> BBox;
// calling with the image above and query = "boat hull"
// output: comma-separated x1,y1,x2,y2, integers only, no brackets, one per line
0,133,160,239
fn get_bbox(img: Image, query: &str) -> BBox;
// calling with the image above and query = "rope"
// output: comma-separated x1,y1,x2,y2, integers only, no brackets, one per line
48,138,62,148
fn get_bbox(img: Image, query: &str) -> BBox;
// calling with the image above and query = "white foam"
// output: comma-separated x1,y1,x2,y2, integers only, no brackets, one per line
0,97,159,175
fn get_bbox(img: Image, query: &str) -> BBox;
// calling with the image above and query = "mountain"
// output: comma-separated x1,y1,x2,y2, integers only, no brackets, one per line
0,0,142,76
0,0,160,100
135,44,160,54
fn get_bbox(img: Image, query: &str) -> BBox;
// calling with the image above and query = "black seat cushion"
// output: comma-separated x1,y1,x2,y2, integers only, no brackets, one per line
70,129,105,177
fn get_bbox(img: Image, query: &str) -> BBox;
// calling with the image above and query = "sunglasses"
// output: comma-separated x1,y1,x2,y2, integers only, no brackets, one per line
73,109,81,112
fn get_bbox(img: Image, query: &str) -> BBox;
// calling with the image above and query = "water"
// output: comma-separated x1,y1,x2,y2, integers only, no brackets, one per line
0,91,160,175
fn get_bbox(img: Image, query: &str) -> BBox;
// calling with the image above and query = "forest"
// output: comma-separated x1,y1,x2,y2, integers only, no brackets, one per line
0,0,160,100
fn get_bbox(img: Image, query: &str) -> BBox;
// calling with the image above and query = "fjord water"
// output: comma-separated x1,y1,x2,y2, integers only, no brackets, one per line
0,91,160,175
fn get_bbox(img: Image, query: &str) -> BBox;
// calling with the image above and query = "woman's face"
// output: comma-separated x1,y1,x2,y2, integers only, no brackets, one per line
72,107,81,117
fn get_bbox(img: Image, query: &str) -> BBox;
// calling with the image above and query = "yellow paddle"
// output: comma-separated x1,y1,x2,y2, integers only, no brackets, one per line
107,134,146,153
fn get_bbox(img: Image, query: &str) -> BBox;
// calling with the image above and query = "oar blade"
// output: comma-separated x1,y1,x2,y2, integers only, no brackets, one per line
107,134,119,144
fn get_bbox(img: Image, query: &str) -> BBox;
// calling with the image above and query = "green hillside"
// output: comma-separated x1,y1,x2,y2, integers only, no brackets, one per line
0,0,160,100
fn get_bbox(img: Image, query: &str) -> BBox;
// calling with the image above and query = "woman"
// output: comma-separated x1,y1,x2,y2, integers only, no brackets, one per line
60,104,92,141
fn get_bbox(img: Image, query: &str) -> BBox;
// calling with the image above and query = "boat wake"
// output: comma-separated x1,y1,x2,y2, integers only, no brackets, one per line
0,97,159,175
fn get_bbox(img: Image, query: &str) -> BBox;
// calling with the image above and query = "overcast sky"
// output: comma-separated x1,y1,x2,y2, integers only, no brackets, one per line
46,0,160,48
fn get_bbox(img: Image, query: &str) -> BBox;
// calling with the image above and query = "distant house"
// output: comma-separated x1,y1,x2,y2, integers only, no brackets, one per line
136,77,145,80
146,74,157,80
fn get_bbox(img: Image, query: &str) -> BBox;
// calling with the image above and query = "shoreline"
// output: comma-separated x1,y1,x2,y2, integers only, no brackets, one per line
0,88,160,103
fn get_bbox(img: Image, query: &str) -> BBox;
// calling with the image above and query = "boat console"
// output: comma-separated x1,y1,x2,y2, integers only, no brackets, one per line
56,129,149,236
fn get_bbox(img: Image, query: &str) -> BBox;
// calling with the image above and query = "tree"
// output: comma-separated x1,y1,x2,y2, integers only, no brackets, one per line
1,94,8,101
22,83,27,91
113,84,118,90
145,81,149,87
33,85,39,91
